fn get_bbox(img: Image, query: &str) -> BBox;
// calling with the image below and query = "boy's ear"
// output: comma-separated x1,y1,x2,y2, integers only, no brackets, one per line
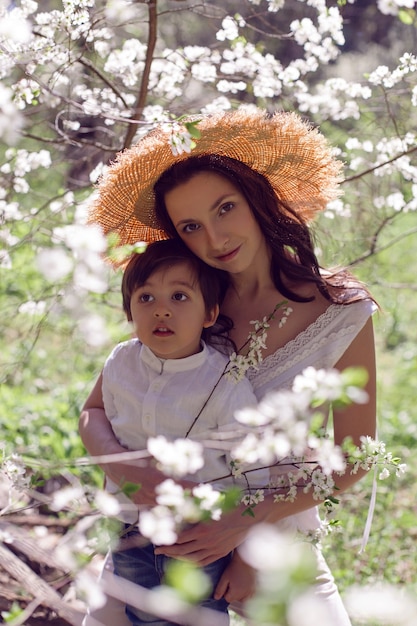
203,304,220,328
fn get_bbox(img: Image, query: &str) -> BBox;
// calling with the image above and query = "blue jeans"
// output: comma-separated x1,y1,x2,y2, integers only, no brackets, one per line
112,526,231,626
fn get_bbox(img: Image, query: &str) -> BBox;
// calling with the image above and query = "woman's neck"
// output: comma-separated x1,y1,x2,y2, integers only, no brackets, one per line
229,274,276,303
228,246,276,300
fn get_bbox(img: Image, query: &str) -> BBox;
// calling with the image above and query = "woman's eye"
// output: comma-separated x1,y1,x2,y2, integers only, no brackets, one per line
219,202,234,215
139,293,154,303
183,223,200,234
172,292,187,302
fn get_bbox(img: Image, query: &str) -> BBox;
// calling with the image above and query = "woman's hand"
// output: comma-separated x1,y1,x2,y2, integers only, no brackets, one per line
79,374,195,506
155,507,252,566
214,550,257,604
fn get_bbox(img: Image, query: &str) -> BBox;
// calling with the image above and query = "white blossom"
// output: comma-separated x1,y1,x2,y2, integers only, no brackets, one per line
75,570,106,610
201,96,232,115
377,0,416,16
78,314,109,348
412,85,417,107
0,84,25,144
234,405,272,427
155,479,186,509
0,201,22,221
18,300,47,316
52,223,107,255
396,463,407,477
217,79,247,94
50,486,85,512
192,483,222,514
1,454,30,491
94,489,121,516
216,15,245,42
313,439,346,475
139,506,177,545
0,5,33,45
242,489,265,506
344,583,417,624
0,249,12,269
168,124,194,157
288,590,335,626
293,367,344,401
0,528,14,544
36,248,74,281
239,523,313,572
147,436,204,477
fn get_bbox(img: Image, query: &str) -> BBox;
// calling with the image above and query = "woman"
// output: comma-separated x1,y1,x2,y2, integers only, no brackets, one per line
81,108,377,625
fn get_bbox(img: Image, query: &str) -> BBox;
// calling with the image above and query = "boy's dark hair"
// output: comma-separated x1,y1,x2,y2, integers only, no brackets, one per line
122,239,235,352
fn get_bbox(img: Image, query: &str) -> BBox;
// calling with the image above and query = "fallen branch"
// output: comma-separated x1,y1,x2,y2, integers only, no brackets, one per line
0,543,83,626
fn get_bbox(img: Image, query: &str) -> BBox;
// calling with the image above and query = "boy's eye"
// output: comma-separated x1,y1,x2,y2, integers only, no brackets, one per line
172,292,187,301
139,293,154,303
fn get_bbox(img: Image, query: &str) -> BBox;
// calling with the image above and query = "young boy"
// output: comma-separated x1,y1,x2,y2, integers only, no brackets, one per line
86,238,260,626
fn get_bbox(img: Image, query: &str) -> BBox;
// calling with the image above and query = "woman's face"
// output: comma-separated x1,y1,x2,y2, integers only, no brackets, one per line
164,171,267,274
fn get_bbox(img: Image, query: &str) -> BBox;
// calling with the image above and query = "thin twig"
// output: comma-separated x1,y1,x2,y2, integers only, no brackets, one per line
342,144,417,184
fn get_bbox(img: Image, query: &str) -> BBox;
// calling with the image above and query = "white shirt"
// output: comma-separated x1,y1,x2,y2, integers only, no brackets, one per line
102,340,259,521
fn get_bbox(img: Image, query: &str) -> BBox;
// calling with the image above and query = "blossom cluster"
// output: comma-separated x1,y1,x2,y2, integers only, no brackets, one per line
139,480,224,546
140,366,405,545
0,448,31,516
225,303,293,382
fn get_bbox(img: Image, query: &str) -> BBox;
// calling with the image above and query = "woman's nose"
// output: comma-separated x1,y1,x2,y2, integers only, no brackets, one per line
206,226,228,251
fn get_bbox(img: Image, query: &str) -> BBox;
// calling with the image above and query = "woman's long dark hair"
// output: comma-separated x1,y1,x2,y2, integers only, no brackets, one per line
153,154,374,305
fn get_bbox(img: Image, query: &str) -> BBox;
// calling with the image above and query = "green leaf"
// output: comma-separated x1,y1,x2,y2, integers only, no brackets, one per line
398,9,415,25
219,486,241,512
1,602,23,622
326,495,340,504
341,366,369,388
184,121,201,139
163,560,211,603
121,481,141,498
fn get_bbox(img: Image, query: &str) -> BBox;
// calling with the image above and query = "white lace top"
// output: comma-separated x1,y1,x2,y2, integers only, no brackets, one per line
246,298,377,533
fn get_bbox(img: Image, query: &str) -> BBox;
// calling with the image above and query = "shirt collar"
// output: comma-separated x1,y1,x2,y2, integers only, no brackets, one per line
140,341,209,373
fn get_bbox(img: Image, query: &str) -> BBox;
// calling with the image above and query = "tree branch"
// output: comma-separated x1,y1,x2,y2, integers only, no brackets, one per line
348,225,417,268
123,1,158,150
77,57,130,108
342,145,417,184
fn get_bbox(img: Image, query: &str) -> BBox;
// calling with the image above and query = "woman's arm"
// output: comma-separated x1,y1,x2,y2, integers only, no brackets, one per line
79,373,177,506
155,319,377,564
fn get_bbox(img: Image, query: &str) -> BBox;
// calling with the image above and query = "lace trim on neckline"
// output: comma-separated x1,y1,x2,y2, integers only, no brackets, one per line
256,304,339,368
247,304,357,390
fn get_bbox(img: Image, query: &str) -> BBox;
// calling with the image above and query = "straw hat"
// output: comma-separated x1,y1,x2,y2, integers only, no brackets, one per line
88,108,343,246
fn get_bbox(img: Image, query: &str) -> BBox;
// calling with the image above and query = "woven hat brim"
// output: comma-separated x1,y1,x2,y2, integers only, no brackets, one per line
88,109,343,246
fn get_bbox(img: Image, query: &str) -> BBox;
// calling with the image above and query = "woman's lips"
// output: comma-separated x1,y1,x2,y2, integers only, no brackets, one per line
216,245,241,262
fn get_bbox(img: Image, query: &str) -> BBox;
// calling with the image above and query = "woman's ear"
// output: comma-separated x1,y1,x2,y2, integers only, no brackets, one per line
203,304,220,328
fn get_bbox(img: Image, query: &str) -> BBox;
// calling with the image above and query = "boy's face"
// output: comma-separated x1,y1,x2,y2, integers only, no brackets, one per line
130,261,218,359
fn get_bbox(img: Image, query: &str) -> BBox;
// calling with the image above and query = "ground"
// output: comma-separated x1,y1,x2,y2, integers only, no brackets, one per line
0,475,89,626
